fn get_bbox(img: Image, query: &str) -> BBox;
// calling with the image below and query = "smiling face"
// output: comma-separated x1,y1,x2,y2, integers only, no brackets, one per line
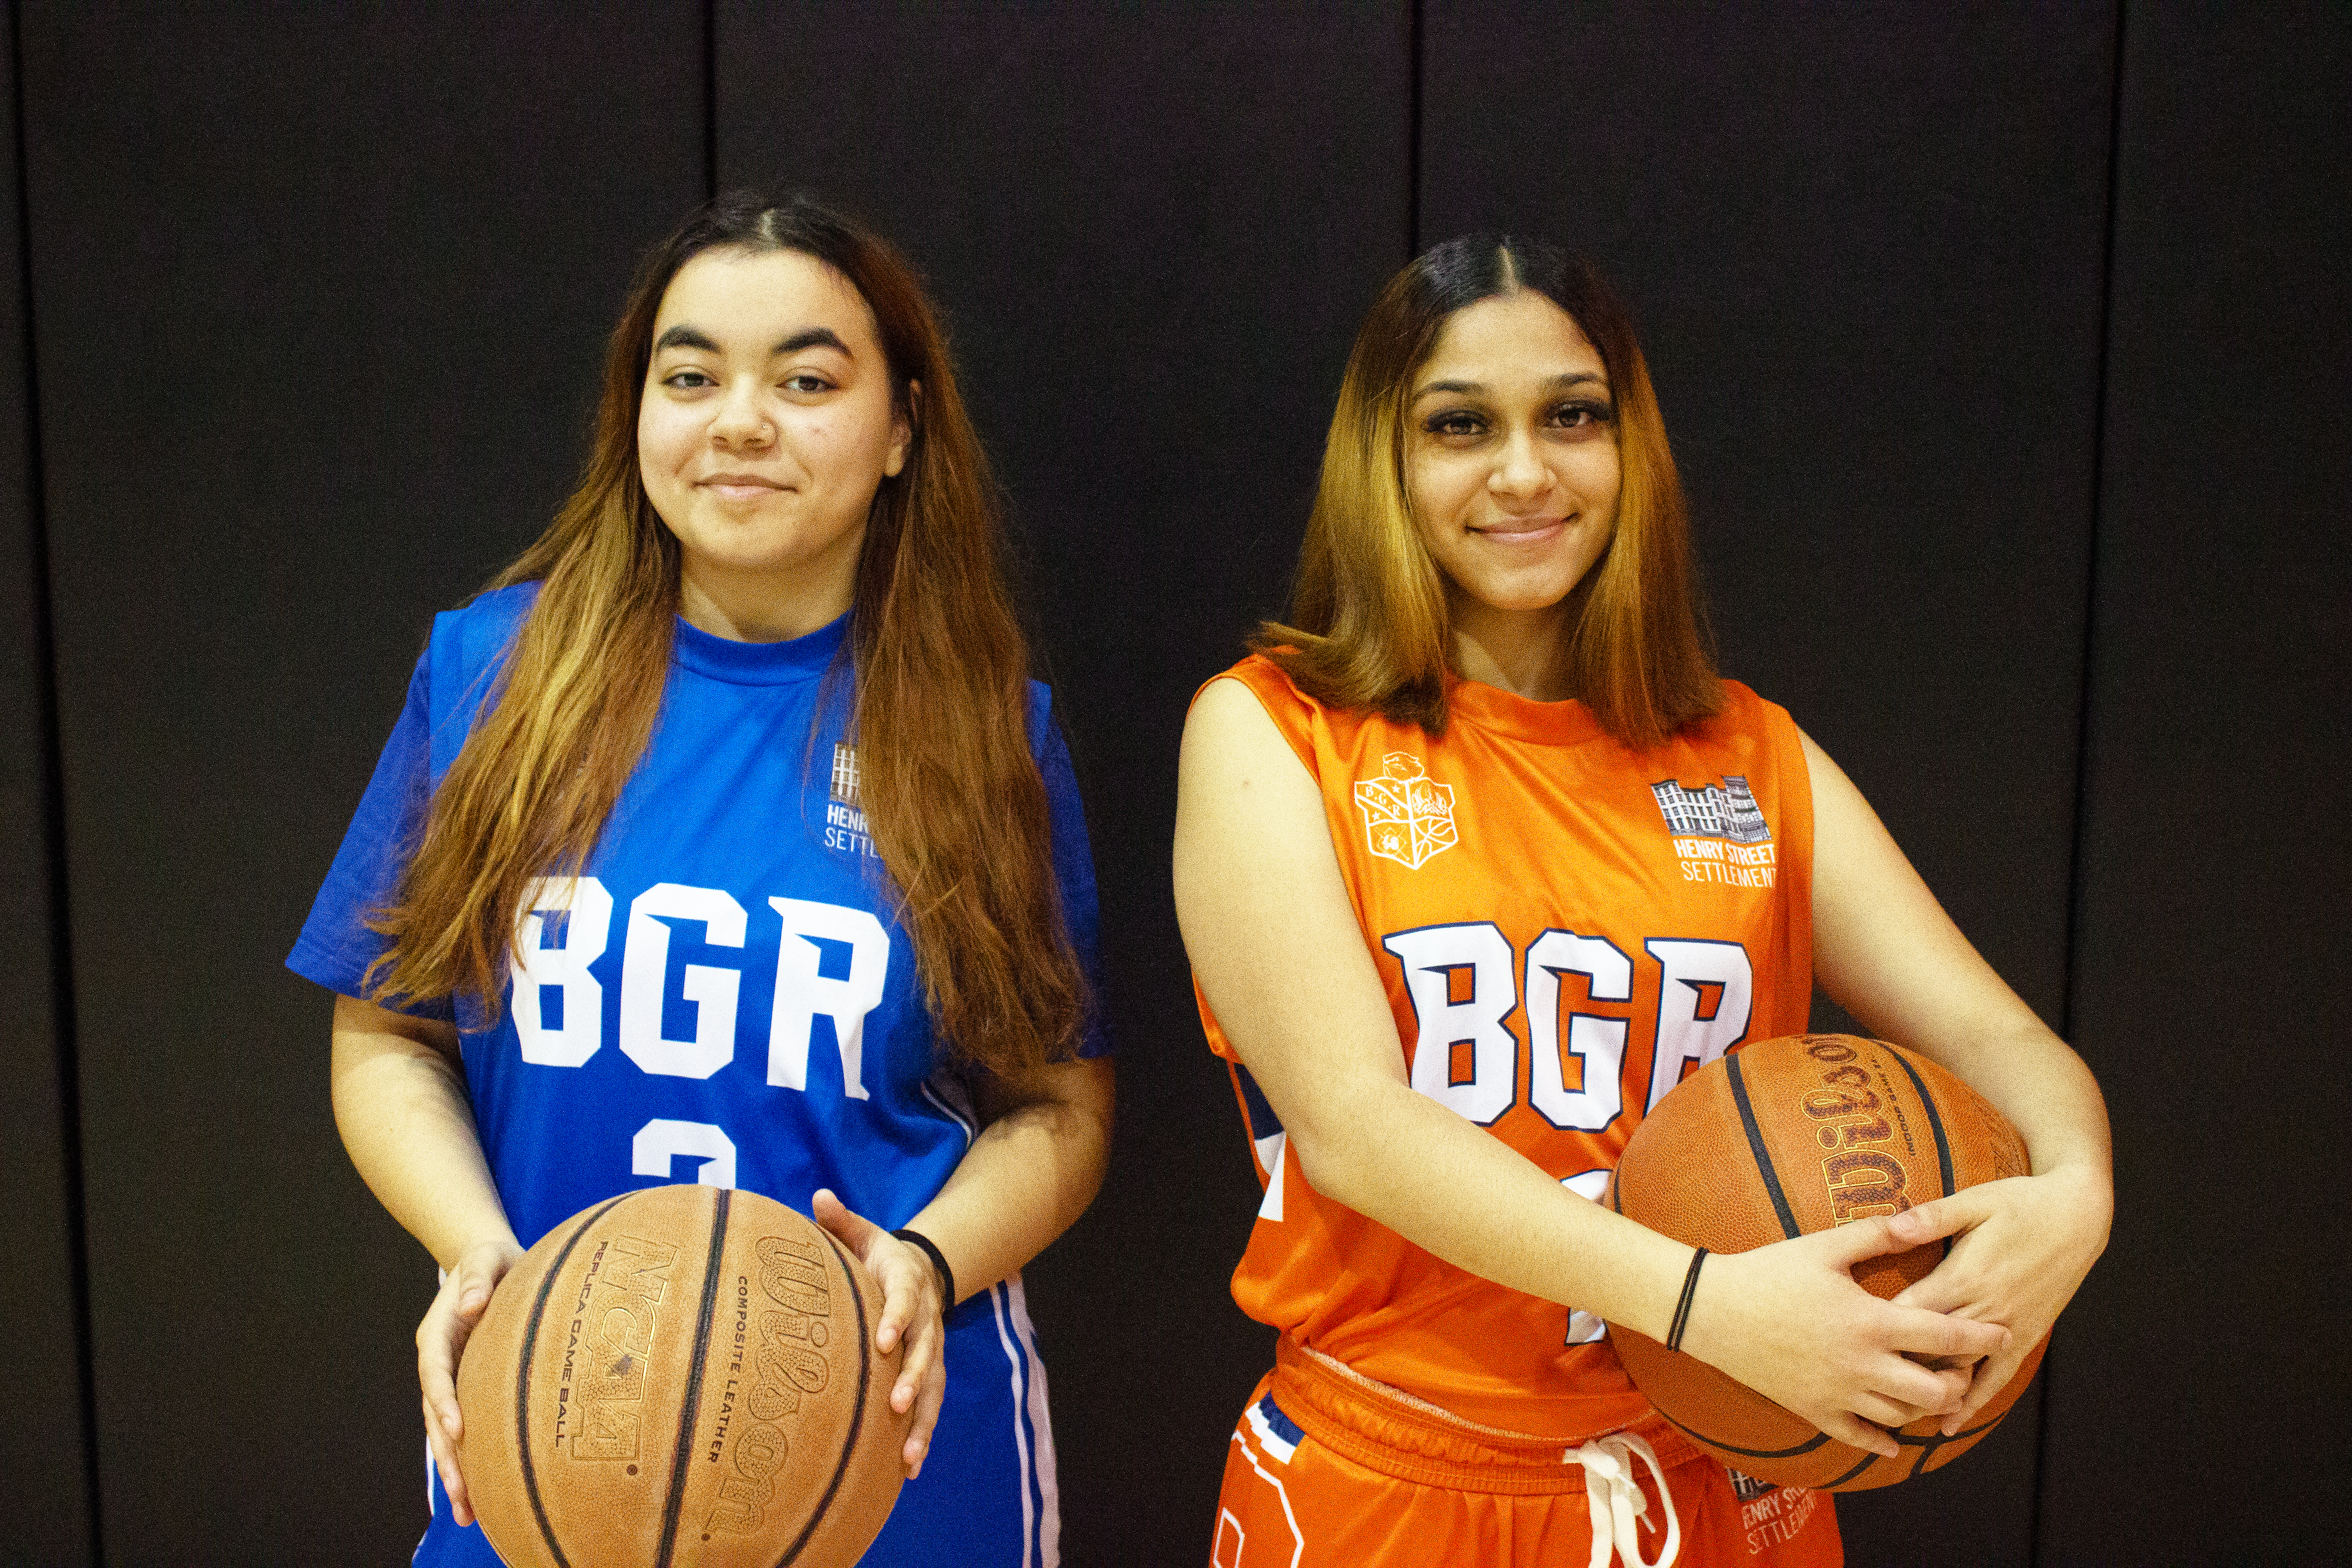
1405,289,1622,664
637,246,912,642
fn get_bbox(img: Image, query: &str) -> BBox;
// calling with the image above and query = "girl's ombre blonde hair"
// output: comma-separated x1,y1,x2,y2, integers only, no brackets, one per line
1258,235,1720,747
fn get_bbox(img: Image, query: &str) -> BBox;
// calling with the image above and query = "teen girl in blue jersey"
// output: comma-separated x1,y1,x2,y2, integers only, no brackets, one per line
291,192,1112,1567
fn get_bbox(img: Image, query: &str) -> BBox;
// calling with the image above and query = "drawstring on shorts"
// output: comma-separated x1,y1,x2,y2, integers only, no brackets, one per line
1566,1430,1679,1568
1269,1339,1686,1567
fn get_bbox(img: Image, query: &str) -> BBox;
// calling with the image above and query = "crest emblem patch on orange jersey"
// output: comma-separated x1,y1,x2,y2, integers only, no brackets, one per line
1354,752,1457,868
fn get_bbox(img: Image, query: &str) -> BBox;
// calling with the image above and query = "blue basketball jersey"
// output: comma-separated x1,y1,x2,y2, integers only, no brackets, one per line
290,583,1101,1567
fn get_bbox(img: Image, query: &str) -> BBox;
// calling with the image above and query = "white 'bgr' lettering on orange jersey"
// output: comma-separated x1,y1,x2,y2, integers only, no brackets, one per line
1195,654,1816,1443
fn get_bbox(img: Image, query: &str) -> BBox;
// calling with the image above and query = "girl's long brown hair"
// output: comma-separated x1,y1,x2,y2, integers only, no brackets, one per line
368,191,1088,1081
1258,235,1721,747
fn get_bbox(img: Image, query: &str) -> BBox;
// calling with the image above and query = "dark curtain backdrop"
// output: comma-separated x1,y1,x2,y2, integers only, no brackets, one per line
6,4,2343,1565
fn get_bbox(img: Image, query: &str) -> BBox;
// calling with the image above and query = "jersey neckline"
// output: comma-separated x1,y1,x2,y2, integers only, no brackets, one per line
670,610,849,686
1444,674,1608,748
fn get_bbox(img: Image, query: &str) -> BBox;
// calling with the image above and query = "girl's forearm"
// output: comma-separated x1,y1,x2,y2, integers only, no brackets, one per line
330,992,517,1268
900,1056,1114,1304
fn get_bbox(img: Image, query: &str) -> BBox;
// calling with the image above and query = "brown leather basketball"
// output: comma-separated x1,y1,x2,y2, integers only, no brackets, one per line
456,1184,907,1566
1604,1033,2047,1490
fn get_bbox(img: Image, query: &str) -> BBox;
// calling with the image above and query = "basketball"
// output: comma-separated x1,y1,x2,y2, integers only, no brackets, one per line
1605,1033,2048,1490
455,1184,909,1567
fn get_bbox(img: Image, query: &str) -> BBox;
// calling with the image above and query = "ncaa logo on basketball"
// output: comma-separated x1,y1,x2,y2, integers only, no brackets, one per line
564,1234,678,1462
1355,752,1457,869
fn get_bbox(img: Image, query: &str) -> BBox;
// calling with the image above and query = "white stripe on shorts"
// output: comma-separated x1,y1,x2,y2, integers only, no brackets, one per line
989,1274,1062,1567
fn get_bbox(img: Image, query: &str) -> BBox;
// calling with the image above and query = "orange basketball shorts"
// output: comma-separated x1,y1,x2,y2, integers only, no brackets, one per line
1210,1340,1842,1568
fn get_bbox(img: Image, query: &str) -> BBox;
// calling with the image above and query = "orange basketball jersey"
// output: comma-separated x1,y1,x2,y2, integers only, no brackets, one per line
1196,656,1816,1441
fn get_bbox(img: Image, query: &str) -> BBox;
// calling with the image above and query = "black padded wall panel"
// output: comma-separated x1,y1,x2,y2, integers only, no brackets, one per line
1421,9,2116,1563
715,6,1411,1558
0,2,93,1558
5,8,2340,1562
20,4,702,1559
2042,5,2352,1560
1424,1,2113,1028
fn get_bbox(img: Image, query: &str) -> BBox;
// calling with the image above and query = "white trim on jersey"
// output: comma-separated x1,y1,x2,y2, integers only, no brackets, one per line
1253,1130,1287,1221
425,1267,445,1523
921,1072,979,1147
988,1274,1062,1568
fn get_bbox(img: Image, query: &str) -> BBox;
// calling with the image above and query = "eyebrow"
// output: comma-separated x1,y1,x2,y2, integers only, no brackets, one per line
651,324,854,357
774,327,851,357
1414,371,1608,399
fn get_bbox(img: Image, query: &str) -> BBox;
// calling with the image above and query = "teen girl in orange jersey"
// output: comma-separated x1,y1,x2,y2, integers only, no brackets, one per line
1172,237,2112,1567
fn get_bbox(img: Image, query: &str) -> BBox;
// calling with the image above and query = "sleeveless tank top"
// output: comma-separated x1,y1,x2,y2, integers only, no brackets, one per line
1196,656,1814,1440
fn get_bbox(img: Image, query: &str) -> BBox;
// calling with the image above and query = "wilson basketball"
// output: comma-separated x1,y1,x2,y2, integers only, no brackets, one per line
1605,1033,2048,1491
455,1184,908,1567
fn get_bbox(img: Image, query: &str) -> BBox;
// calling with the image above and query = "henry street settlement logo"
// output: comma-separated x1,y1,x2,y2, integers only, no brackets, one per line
1651,774,1777,888
1355,752,1457,869
823,742,878,859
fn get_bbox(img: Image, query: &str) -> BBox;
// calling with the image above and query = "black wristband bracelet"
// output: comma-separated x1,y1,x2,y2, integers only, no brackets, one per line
891,1227,956,1308
1666,1247,1708,1353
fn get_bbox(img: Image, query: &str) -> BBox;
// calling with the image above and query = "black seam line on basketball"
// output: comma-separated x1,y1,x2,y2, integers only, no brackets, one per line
517,1195,630,1568
1646,1403,1831,1460
655,1187,734,1568
1883,1048,1958,1260
1903,1431,1952,1478
1725,1053,1801,1241
1928,1402,2018,1443
773,1227,877,1568
1890,1425,1965,1449
1818,1450,1882,1490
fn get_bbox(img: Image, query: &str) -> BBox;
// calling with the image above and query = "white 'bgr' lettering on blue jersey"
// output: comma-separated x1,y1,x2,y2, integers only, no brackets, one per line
293,584,1101,1563
289,582,1108,1259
